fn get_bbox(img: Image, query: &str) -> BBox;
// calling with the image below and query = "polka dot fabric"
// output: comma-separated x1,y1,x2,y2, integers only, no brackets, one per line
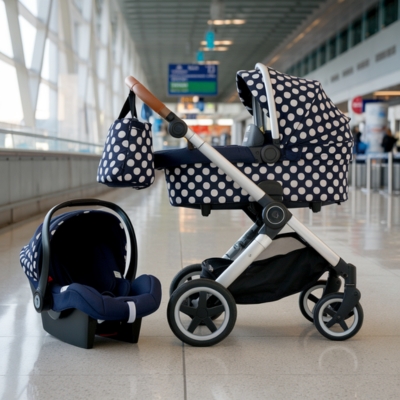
161,65,353,208
19,211,127,287
97,118,155,189
235,66,353,155
164,156,350,207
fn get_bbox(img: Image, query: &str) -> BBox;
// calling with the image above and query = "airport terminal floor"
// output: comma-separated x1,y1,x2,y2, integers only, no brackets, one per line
1,171,400,399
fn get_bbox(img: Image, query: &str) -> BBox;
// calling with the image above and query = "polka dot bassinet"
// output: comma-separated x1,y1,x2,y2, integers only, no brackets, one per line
154,65,353,212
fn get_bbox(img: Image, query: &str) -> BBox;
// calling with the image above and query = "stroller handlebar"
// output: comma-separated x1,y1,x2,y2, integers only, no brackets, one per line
125,76,171,119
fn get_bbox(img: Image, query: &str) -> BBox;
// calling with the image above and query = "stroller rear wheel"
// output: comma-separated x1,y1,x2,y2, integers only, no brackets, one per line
299,280,327,322
313,293,363,341
167,279,237,347
169,264,202,296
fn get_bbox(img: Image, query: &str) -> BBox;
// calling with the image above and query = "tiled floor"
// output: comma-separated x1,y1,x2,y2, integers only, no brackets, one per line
1,173,400,399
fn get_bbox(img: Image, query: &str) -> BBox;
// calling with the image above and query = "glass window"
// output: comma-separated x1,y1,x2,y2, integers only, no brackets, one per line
19,16,36,69
0,1,13,58
383,0,398,27
0,60,24,124
19,0,38,17
310,50,317,71
36,83,50,120
303,56,309,75
339,28,348,54
352,19,363,46
365,6,379,38
319,44,326,66
329,37,337,60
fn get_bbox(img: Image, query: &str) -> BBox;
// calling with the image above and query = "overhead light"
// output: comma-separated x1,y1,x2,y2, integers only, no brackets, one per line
198,60,220,65
208,19,246,25
202,46,228,51
373,91,400,96
201,40,233,45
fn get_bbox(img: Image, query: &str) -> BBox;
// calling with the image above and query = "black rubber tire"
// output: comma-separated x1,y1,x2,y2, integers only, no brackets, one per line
169,264,202,296
299,280,327,322
313,292,363,341
167,279,237,347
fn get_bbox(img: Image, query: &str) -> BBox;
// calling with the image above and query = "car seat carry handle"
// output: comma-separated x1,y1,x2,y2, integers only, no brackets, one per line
33,199,138,313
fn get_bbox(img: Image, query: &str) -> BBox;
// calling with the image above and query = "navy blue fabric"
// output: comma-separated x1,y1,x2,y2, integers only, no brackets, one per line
154,146,256,169
20,210,162,322
51,275,161,321
97,118,155,189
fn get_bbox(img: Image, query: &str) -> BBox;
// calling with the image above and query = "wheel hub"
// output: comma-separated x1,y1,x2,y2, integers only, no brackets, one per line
197,308,208,319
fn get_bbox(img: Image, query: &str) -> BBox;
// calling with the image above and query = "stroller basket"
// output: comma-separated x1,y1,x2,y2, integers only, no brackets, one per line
154,66,353,211
201,234,331,304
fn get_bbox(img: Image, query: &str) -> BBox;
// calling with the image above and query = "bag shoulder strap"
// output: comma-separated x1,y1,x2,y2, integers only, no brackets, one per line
118,91,137,119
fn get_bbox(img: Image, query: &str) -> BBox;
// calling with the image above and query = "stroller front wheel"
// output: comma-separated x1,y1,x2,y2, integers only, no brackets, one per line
313,293,363,341
167,279,237,347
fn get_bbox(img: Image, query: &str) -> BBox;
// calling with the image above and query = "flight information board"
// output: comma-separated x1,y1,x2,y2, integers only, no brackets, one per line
168,64,218,96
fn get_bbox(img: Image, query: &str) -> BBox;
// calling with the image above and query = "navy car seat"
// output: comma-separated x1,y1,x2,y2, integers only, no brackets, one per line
20,199,162,349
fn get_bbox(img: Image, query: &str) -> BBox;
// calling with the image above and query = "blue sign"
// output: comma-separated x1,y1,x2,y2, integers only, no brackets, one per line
168,64,218,96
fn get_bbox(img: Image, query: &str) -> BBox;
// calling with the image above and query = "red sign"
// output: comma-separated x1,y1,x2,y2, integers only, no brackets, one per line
351,96,363,114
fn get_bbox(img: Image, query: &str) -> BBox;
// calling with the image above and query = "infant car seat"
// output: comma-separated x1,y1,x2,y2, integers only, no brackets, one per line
20,199,162,349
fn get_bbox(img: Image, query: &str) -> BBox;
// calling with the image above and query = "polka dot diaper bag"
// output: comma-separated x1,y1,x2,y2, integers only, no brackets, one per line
97,91,155,189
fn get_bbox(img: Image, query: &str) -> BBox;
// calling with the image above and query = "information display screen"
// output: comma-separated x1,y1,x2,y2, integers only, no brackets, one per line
168,64,218,96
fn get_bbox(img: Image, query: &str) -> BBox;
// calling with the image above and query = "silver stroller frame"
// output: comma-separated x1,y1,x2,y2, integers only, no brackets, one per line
125,63,363,347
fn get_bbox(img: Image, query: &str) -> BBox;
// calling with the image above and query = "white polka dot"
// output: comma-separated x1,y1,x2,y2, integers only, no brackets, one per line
117,154,125,161
124,174,132,181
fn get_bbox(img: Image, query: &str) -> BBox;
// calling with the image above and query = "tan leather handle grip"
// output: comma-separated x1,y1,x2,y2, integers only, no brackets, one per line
125,76,171,119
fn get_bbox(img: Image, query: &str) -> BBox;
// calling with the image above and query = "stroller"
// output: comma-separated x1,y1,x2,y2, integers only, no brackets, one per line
20,199,162,348
123,63,363,347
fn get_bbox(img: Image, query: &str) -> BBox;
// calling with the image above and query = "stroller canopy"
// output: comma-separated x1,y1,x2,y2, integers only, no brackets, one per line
236,66,353,162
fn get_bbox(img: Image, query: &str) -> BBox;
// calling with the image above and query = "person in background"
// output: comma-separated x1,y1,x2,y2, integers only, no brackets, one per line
381,126,397,153
352,126,367,154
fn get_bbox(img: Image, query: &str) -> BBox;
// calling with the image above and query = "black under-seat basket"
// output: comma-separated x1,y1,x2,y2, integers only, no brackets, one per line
201,233,332,304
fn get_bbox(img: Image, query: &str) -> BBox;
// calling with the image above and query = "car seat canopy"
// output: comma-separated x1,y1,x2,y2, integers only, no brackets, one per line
20,210,128,292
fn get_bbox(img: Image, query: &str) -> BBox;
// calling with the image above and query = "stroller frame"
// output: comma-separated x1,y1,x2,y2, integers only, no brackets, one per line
125,63,362,346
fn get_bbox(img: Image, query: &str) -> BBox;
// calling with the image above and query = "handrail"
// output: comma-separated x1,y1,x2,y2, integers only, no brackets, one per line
0,128,103,148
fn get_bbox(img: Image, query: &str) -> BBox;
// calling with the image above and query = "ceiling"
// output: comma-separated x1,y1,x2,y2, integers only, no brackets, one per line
118,0,330,103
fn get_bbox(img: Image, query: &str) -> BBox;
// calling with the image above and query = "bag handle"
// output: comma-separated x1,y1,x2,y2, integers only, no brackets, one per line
118,91,138,119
